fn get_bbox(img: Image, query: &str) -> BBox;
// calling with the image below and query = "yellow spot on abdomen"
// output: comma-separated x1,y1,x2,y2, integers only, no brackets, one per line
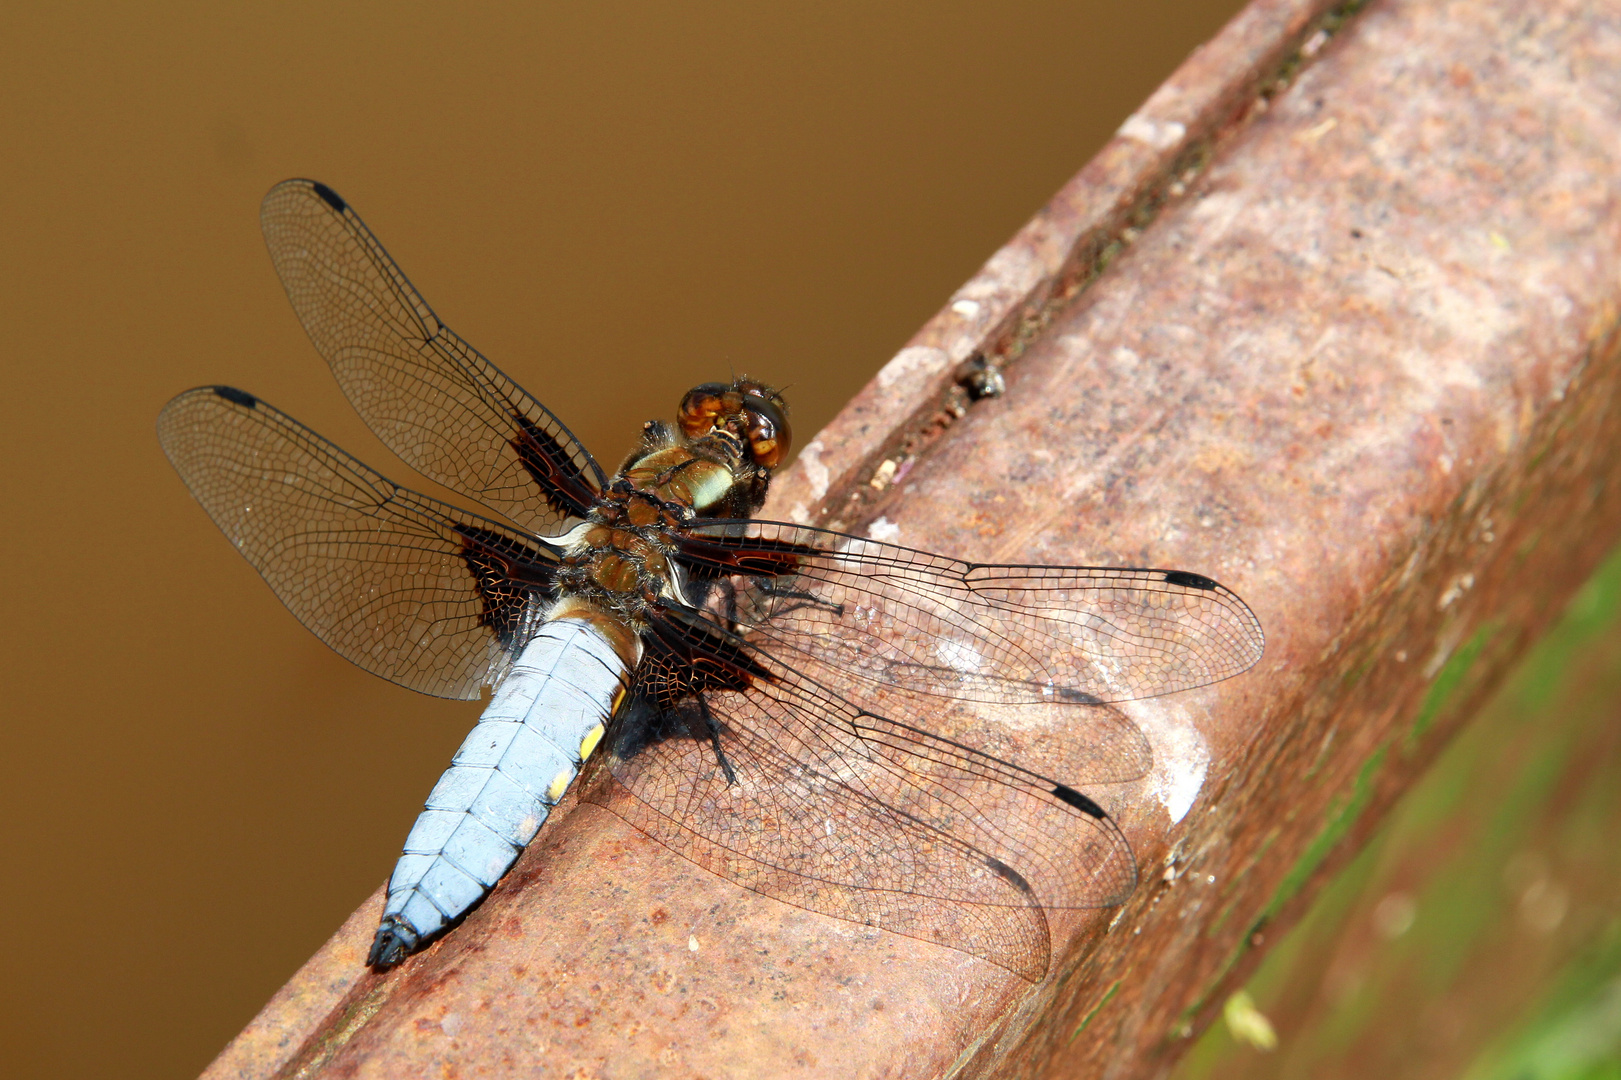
546,771,571,803
579,722,606,761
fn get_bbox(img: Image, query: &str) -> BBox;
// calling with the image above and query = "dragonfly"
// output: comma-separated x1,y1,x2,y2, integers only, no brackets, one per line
158,179,1264,981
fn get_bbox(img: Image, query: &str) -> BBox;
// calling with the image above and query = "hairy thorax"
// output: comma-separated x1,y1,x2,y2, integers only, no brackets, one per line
548,377,788,662
552,442,738,634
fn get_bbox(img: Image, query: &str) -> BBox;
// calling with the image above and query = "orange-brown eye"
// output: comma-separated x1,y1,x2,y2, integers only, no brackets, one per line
743,393,791,468
677,383,732,438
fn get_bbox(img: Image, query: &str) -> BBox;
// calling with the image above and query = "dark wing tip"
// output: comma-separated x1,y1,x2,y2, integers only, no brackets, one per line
211,386,258,408
984,856,1036,896
1051,784,1107,819
1163,570,1218,590
309,181,347,212
1055,688,1104,705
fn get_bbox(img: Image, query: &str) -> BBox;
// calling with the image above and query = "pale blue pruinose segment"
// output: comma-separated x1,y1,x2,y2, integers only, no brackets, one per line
380,618,629,946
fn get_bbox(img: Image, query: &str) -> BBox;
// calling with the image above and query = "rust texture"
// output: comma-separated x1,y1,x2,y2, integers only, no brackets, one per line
202,0,1621,1076
773,0,1352,532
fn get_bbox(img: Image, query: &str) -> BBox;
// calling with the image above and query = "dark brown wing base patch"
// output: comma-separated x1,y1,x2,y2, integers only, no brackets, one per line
453,525,560,652
510,411,601,522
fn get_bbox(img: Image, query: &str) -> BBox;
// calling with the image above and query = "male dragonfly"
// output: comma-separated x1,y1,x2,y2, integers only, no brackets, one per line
158,180,1264,980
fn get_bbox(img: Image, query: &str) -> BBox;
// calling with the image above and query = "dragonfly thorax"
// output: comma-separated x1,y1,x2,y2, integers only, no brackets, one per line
555,492,686,625
618,444,741,514
552,376,789,623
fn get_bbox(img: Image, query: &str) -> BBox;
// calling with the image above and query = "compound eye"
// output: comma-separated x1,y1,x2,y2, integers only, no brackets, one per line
677,383,733,438
743,393,791,469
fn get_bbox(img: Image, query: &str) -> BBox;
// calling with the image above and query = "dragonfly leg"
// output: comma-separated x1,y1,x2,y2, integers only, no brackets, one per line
696,694,738,784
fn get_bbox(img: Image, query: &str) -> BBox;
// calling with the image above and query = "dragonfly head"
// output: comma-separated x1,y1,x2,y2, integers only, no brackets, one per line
676,378,791,471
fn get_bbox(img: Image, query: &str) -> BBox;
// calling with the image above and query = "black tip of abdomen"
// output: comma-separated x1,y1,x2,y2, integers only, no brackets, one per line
367,915,420,970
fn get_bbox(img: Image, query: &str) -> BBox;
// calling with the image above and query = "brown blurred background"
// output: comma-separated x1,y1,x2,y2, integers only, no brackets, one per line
0,3,1247,1077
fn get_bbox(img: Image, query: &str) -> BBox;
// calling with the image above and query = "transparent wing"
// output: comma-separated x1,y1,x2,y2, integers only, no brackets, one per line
260,179,607,535
157,386,561,699
586,603,1150,982
675,520,1266,705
